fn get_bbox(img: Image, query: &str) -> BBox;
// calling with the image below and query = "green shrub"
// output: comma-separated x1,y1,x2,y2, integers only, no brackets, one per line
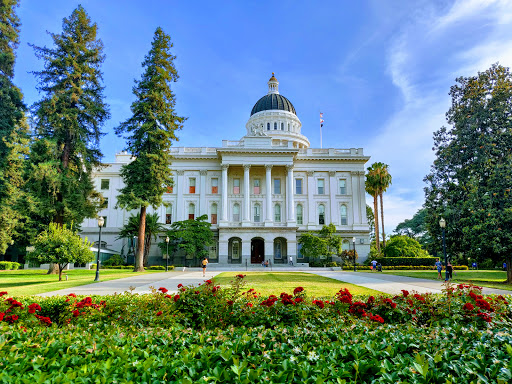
0,261,19,270
382,235,430,258
90,264,135,270
357,265,469,270
147,265,174,270
372,257,437,266
102,254,125,266
326,261,339,268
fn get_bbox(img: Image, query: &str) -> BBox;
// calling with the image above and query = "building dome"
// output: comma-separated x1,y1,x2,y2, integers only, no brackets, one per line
250,93,296,116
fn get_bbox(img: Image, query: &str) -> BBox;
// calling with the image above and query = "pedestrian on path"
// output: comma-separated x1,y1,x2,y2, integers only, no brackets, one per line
201,257,208,277
289,256,293,266
435,258,442,279
445,261,453,281
371,260,377,271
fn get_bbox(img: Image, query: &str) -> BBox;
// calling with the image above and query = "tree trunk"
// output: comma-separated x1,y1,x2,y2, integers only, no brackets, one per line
49,215,65,274
134,206,146,272
373,195,380,252
47,263,59,274
507,256,512,284
380,193,386,248
143,233,151,267
58,265,63,281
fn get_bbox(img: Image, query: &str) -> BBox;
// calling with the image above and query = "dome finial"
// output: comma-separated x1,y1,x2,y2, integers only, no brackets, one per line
268,73,279,94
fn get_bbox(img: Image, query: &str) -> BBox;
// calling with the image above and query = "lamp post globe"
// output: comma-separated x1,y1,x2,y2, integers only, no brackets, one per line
165,236,170,272
95,217,105,282
439,218,448,281
352,237,356,272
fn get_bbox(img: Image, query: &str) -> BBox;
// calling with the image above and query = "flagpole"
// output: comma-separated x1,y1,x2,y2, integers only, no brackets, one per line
319,112,324,149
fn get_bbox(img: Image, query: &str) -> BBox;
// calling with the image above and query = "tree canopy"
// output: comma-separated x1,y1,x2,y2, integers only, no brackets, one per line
115,27,184,271
424,63,512,282
161,215,213,260
382,235,429,258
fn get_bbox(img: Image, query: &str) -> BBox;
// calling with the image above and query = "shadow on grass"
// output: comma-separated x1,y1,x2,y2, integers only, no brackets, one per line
0,281,42,288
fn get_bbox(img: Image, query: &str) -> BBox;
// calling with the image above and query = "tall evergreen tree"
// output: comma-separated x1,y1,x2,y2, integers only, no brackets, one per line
0,0,30,254
365,165,381,252
115,28,184,272
424,64,512,283
28,5,109,229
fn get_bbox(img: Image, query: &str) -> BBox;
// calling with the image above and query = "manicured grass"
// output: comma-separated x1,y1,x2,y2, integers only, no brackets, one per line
213,272,380,298
382,270,512,291
0,268,161,296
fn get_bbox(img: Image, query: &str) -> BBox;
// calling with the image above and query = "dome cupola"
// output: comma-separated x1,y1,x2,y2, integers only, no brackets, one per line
245,73,309,149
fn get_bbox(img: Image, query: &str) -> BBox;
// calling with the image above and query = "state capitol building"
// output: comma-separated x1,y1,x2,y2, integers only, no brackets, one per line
80,74,371,267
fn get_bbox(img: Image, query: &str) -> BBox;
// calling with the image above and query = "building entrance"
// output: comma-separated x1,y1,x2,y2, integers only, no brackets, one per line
251,238,264,264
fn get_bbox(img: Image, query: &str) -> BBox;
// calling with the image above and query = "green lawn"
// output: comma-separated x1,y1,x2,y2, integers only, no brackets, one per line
382,270,512,291
213,272,380,298
0,269,161,296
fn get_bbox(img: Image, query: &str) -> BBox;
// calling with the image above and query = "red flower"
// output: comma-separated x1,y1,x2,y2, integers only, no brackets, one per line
313,300,325,309
463,302,474,311
205,280,213,285
336,288,353,305
4,315,18,324
173,294,180,302
236,274,246,279
293,287,304,295
477,311,492,322
383,298,397,309
0,312,4,321
35,315,52,326
294,297,304,303
246,302,253,308
413,294,425,302
227,300,234,306
367,296,375,305
28,303,42,314
165,294,173,299
156,311,163,316
72,310,80,317
0,292,8,297
177,284,183,288
158,287,168,294
370,314,384,323
67,293,77,298
475,299,491,311
401,290,409,297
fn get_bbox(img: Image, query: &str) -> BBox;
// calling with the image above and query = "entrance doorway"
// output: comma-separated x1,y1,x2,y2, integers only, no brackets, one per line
251,238,264,264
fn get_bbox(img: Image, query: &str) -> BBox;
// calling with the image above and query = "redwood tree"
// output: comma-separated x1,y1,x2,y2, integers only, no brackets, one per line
115,28,184,272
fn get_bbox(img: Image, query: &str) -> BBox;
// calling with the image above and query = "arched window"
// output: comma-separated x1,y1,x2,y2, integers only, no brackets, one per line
188,203,195,220
318,204,325,225
281,122,284,130
233,203,240,222
211,203,218,224
342,240,350,252
296,204,303,225
254,203,261,222
274,204,281,222
274,122,277,130
267,123,270,131
340,205,347,225
166,204,172,224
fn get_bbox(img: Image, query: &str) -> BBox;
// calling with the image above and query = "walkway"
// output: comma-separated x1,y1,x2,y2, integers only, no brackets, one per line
38,268,512,297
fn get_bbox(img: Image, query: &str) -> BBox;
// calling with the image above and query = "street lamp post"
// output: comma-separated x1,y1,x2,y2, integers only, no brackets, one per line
165,236,170,272
352,237,356,272
439,217,448,281
94,217,105,282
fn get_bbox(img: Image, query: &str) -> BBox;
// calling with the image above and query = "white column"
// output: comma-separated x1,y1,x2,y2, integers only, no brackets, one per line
176,170,184,221
243,164,251,224
199,170,207,217
351,171,361,224
329,171,337,225
307,171,315,227
359,171,367,224
221,165,229,222
265,165,273,224
286,165,295,225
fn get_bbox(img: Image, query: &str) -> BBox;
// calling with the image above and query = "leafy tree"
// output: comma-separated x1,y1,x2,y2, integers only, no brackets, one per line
367,162,392,248
382,235,429,258
118,212,165,267
28,5,109,229
366,204,375,241
365,165,380,252
340,249,358,266
298,232,327,261
394,208,434,254
424,64,512,282
26,222,93,281
0,0,29,254
115,28,184,272
319,223,342,262
161,215,213,260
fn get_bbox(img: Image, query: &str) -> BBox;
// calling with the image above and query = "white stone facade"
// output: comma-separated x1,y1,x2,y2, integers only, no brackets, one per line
80,75,371,266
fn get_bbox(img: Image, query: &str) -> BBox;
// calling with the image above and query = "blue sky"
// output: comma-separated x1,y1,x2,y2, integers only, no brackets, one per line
13,0,512,233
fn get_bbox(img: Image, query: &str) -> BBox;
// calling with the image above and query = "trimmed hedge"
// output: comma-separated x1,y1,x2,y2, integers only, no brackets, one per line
0,261,21,270
373,257,437,266
90,264,174,271
147,265,175,271
357,265,469,271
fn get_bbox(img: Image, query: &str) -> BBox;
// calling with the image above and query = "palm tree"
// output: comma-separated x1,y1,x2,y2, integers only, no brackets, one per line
365,168,380,252
374,163,392,248
118,212,165,267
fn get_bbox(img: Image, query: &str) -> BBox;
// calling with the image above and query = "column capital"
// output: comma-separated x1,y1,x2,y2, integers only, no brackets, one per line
199,170,207,176
265,165,273,171
329,171,336,177
176,170,185,176
286,164,294,172
243,164,251,171
306,171,314,177
221,164,229,171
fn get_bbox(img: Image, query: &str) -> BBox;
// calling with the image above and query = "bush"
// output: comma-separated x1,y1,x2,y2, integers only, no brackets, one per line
147,265,174,270
0,261,20,270
90,264,135,270
382,235,430,258
325,262,339,268
372,257,438,266
357,265,469,270
102,254,125,267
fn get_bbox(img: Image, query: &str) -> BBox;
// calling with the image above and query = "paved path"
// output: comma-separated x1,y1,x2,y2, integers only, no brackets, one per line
38,268,512,297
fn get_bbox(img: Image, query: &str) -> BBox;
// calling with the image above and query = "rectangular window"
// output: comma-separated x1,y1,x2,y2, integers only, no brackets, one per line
253,179,260,194
233,178,240,194
166,206,172,224
339,179,346,195
295,179,302,194
101,197,108,209
166,185,173,193
211,178,218,194
274,179,281,194
232,241,240,259
296,205,303,225
254,205,261,222
189,178,196,194
274,205,281,222
209,244,217,259
100,179,110,190
318,179,325,194
211,214,217,224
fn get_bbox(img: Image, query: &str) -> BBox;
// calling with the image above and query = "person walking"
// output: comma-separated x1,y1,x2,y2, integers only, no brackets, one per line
445,261,453,281
201,257,208,277
435,258,443,279
371,260,377,271
289,255,293,266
